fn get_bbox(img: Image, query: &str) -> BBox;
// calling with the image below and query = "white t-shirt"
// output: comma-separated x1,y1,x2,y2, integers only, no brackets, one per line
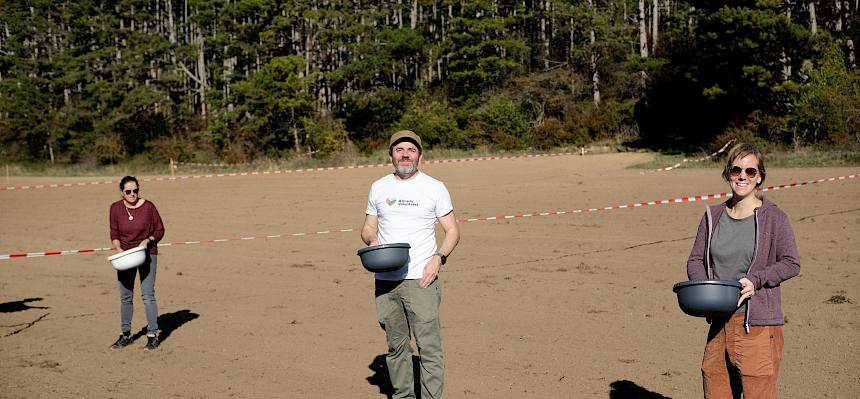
365,171,454,280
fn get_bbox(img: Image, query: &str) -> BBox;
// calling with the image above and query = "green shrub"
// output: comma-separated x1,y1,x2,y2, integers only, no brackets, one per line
396,99,462,149
564,99,635,146
93,132,126,165
529,118,568,150
788,43,860,147
146,135,201,163
303,115,349,159
468,95,530,150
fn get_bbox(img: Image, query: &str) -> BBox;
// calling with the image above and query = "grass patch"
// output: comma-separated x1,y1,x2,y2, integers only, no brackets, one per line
630,147,860,170
1,144,615,177
8,143,851,178
764,149,860,167
630,153,724,170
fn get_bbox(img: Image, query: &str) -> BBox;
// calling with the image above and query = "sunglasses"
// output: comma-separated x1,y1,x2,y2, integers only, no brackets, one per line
729,166,758,178
124,188,139,195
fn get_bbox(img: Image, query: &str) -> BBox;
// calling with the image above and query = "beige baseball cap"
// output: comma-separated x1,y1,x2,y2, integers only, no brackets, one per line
389,130,422,149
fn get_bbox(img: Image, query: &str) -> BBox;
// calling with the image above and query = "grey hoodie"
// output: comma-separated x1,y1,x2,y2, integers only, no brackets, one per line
686,196,801,330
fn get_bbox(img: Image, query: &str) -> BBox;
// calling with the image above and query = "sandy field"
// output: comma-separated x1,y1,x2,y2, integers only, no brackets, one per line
1,153,858,398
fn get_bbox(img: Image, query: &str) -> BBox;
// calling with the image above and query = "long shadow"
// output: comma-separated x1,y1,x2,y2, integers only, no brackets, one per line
610,380,672,399
367,354,422,399
131,309,199,343
0,298,49,313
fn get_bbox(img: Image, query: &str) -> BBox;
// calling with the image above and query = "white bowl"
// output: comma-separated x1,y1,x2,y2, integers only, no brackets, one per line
107,246,147,271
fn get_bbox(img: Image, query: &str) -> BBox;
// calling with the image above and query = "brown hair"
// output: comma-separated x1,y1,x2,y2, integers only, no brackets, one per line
722,143,766,187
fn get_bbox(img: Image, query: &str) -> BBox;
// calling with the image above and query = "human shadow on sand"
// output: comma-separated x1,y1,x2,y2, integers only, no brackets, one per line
131,309,199,343
609,380,672,398
0,298,49,313
367,354,422,399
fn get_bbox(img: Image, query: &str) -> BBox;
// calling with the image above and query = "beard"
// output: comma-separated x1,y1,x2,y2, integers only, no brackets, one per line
394,162,418,178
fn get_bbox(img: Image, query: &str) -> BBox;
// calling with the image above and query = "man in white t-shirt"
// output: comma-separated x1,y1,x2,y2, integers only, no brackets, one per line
361,130,460,399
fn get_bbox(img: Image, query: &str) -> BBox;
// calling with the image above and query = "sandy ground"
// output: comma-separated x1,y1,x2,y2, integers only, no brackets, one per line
1,153,858,398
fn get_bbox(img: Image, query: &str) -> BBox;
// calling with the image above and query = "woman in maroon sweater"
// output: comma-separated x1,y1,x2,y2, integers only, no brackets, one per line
686,143,800,398
109,176,165,351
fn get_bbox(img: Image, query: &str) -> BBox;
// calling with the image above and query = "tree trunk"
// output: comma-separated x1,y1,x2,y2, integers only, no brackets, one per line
783,8,791,79
197,33,208,118
398,0,403,29
541,0,548,69
292,106,300,155
590,0,601,105
688,6,695,29
845,38,855,66
569,16,574,60
808,2,817,34
639,0,649,58
651,0,659,54
184,0,189,43
835,0,842,32
411,0,418,29
845,1,856,66
167,0,176,44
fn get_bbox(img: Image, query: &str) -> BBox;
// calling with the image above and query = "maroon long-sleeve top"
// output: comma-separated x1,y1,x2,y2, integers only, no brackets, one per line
109,199,165,255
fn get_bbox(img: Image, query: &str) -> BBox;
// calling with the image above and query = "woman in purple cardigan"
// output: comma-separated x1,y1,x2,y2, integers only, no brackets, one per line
109,176,165,351
686,143,800,398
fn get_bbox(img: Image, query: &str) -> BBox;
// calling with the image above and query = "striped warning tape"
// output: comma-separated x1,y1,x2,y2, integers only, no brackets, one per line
1,172,856,260
0,229,360,260
2,172,855,259
460,172,857,221
646,140,735,173
1,152,578,192
173,161,248,167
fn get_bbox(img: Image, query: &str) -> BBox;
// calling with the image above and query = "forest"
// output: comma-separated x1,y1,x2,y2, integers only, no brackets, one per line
0,0,858,164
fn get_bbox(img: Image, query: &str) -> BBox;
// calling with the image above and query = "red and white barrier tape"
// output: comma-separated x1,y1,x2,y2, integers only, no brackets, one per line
173,161,248,167
646,140,735,173
2,172,856,261
1,152,578,192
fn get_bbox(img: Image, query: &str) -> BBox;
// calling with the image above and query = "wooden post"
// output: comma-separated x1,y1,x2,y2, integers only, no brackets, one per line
170,158,175,177
5,164,9,186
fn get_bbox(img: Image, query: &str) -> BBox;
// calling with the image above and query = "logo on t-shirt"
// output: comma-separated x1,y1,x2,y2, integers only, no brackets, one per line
385,197,419,207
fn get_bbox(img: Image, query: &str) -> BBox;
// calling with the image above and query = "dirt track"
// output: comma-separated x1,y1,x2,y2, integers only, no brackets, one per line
1,153,859,398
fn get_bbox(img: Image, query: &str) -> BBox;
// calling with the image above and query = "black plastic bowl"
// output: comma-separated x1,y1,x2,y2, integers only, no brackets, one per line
357,243,411,272
672,279,742,317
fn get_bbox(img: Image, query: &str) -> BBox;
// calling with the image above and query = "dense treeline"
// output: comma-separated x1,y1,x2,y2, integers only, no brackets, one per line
0,0,858,164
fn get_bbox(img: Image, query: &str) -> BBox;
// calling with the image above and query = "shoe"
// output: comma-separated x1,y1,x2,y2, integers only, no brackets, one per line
144,335,160,351
111,334,132,350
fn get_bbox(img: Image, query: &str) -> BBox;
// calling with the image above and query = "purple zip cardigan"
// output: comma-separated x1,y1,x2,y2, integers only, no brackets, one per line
686,196,800,330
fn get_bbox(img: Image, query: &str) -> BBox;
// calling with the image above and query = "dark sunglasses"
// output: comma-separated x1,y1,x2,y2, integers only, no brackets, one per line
124,188,139,195
729,166,758,178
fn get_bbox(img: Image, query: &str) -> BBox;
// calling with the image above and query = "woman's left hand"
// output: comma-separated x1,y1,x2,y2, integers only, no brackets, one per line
138,238,150,248
738,277,755,306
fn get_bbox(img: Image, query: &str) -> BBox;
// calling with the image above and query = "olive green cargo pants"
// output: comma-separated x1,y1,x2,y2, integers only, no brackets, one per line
375,278,443,399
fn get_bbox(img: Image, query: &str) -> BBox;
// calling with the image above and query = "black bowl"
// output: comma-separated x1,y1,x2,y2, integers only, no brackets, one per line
672,279,742,317
357,243,410,272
